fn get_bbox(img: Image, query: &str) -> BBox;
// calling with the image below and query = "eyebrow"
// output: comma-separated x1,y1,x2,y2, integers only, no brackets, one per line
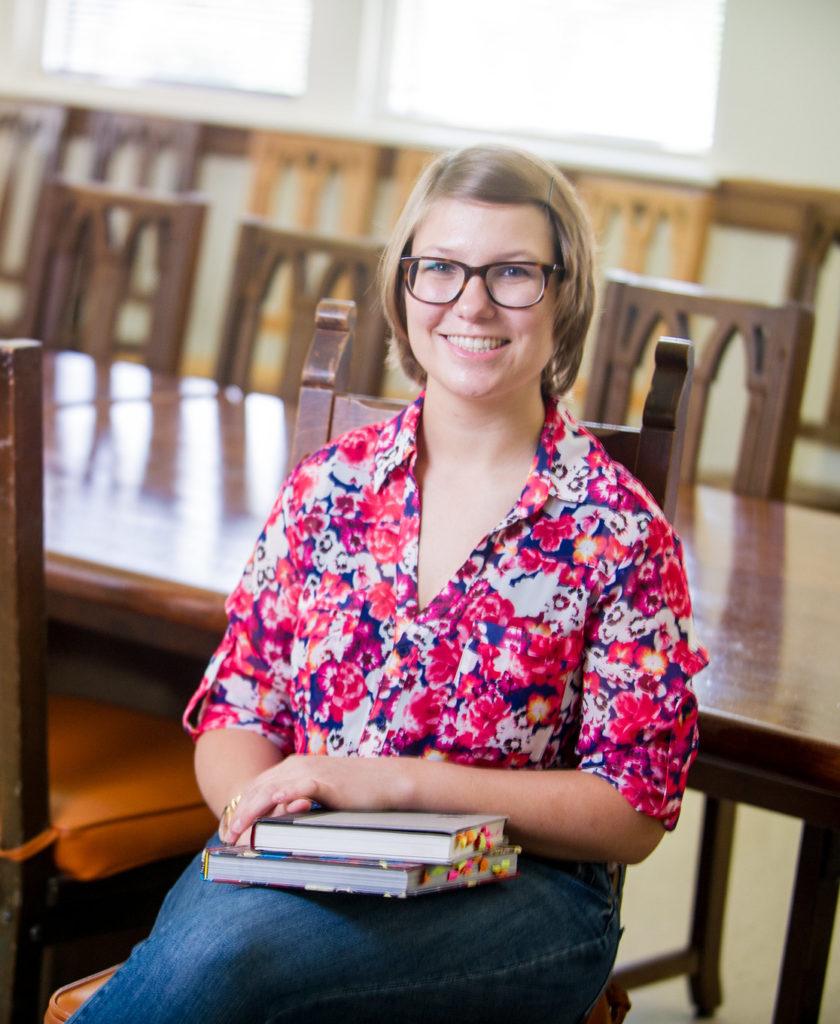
415,247,545,262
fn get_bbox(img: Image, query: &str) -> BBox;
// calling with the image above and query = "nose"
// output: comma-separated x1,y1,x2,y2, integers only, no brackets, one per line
452,272,495,319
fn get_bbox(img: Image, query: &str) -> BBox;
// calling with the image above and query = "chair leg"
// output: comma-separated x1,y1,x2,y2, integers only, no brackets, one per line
688,796,736,1016
0,859,47,1024
772,823,840,1023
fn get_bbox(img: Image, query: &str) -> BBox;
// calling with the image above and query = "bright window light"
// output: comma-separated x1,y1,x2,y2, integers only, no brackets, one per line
42,0,313,97
388,0,726,153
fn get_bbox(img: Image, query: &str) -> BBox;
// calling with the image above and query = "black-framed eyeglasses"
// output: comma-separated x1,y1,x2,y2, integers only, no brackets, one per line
400,256,564,309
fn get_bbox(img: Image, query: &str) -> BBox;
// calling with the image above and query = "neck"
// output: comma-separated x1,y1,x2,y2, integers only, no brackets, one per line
418,384,548,474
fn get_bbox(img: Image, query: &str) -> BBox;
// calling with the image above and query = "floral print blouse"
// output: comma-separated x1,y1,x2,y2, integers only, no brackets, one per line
184,395,708,830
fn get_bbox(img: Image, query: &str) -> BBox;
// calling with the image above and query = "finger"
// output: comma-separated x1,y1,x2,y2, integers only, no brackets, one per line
227,781,286,843
285,797,314,814
270,778,320,808
234,825,254,848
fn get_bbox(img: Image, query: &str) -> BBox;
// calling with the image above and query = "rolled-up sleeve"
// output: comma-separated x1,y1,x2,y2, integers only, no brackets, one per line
183,476,303,754
576,520,708,830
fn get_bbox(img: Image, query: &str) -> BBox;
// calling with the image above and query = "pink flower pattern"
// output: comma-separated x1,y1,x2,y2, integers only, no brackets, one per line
184,396,708,829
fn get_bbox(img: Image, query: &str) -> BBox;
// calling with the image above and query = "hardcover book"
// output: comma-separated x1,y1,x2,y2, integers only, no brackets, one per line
202,843,520,897
250,811,508,864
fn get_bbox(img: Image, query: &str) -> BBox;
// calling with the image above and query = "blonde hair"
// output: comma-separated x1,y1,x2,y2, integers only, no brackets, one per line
379,145,595,397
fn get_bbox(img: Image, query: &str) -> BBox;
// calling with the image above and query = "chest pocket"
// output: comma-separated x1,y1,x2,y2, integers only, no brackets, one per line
437,621,581,763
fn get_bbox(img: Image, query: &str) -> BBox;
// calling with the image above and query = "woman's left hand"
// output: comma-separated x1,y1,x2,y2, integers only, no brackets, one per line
222,754,416,845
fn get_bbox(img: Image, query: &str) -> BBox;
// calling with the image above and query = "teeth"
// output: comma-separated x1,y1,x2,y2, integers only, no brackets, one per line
446,335,508,352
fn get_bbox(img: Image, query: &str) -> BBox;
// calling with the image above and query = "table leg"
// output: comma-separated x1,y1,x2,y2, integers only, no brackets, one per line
689,795,737,1016
772,824,840,1024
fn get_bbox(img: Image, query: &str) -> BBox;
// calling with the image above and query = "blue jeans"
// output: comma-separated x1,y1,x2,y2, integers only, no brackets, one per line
70,836,621,1024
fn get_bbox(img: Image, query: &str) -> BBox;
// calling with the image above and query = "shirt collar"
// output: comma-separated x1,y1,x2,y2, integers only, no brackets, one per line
371,393,596,513
500,397,596,528
371,392,424,491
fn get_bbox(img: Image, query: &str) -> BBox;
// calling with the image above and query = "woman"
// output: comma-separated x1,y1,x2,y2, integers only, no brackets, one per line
71,145,707,1024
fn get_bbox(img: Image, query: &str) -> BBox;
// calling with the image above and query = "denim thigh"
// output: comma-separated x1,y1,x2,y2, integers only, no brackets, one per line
70,841,620,1024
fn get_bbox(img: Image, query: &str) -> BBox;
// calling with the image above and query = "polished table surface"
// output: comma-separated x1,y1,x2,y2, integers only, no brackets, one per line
42,350,839,1021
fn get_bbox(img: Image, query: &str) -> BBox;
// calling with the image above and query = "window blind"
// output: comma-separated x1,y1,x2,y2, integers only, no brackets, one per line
387,0,726,153
42,0,313,97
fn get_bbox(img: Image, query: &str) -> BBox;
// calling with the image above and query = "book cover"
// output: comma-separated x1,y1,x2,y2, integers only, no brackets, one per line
250,810,508,864
202,843,520,897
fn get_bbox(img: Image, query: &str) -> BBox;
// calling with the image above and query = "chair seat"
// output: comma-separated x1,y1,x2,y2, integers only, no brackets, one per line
47,694,216,879
44,964,120,1024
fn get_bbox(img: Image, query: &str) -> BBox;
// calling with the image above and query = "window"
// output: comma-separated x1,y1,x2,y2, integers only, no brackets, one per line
387,0,726,153
42,0,313,97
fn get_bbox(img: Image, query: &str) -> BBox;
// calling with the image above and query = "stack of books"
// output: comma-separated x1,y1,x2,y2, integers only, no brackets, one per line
202,810,520,897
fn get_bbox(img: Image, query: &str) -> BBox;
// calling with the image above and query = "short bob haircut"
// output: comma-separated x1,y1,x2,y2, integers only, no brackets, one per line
379,145,596,397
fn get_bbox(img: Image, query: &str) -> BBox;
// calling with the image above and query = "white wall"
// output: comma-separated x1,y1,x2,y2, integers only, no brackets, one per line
713,0,840,187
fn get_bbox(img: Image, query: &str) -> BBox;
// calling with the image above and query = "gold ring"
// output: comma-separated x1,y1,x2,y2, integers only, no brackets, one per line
221,793,242,836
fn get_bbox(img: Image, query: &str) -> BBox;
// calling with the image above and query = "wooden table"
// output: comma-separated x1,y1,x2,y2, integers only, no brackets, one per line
42,352,839,1022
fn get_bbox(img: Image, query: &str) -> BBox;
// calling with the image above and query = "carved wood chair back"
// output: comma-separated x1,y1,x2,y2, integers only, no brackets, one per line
216,220,386,404
247,132,380,236
384,146,438,229
0,101,67,336
87,110,201,192
21,178,206,373
576,175,713,282
583,270,814,499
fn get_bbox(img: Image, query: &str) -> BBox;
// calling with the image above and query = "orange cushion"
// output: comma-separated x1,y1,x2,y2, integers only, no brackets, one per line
44,964,120,1023
48,694,216,879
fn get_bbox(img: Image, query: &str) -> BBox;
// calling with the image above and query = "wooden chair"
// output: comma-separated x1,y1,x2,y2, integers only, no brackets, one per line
0,340,217,1024
0,101,67,337
575,175,713,282
87,110,201,192
716,178,840,450
247,131,380,236
385,146,438,229
215,220,386,403
19,178,206,373
583,270,814,499
46,300,689,1023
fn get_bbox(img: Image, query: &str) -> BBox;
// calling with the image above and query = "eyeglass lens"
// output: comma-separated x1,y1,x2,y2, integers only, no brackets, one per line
406,259,546,307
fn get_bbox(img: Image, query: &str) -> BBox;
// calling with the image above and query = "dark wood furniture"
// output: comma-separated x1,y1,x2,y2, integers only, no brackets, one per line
0,101,67,336
36,342,840,1023
87,110,201,192
584,270,814,499
20,178,206,373
0,341,216,1024
215,220,386,401
715,178,840,446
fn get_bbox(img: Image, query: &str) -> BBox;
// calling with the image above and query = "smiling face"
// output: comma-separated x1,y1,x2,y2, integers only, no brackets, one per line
405,198,557,411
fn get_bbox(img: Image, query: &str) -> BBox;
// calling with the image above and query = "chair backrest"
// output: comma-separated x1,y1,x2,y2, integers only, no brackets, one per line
385,146,438,229
576,174,713,282
583,269,814,499
247,132,381,236
215,219,386,403
291,300,693,522
0,101,67,336
0,340,48,854
20,178,206,373
87,110,201,192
